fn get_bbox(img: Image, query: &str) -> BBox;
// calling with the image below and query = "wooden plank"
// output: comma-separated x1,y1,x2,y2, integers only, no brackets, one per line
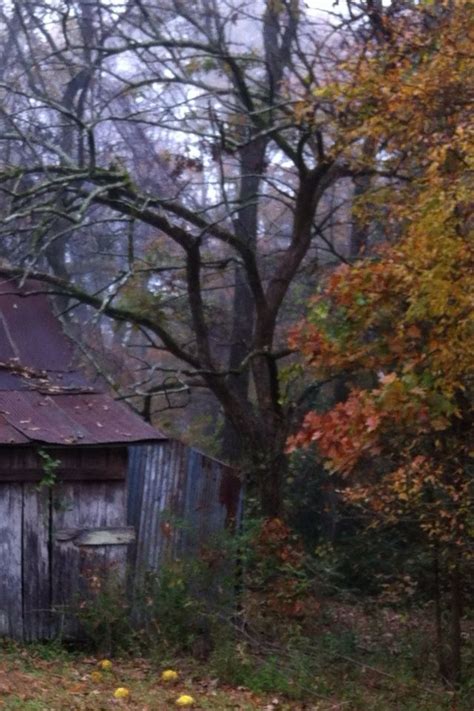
54,526,135,546
0,484,23,639
22,485,51,641
51,481,84,638
77,527,133,546
102,482,129,582
52,481,115,636
0,446,127,481
51,480,129,639
0,469,125,482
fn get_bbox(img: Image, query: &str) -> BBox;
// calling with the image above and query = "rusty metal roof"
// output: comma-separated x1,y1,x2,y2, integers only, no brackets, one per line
0,277,165,446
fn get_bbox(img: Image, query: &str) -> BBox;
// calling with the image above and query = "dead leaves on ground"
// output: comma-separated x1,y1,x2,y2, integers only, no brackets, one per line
0,652,313,710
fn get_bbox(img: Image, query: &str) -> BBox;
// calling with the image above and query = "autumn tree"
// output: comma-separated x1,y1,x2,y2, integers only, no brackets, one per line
288,0,474,684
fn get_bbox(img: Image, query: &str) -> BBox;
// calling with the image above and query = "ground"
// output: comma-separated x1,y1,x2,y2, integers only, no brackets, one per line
0,646,260,711
0,637,469,711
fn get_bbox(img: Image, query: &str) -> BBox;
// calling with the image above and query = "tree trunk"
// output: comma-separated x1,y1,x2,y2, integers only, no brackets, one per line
350,137,376,258
221,137,267,464
257,449,287,519
433,546,463,688
449,552,462,686
433,547,449,683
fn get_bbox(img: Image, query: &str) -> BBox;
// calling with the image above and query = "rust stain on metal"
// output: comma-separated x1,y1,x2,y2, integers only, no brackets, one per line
0,278,165,446
0,278,78,372
219,469,242,524
128,442,242,576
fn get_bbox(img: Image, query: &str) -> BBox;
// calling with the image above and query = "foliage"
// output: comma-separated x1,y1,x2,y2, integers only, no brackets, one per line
76,534,237,659
37,449,61,489
76,567,131,656
241,517,320,622
289,0,473,551
81,519,320,658
134,561,210,657
76,561,206,657
288,0,474,685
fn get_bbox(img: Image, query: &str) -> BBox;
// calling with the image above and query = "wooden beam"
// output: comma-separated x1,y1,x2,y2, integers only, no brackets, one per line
54,526,135,546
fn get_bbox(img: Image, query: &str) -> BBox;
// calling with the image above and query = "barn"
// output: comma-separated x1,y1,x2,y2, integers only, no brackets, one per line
0,277,164,640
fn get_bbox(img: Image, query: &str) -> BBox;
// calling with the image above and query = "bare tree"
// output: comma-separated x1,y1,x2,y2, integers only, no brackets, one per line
0,0,393,515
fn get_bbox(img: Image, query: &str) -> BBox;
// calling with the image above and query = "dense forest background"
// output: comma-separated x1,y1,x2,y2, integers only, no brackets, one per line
0,0,472,702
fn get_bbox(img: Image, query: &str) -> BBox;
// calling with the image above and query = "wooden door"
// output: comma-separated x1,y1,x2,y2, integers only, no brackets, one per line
0,475,133,641
51,480,133,638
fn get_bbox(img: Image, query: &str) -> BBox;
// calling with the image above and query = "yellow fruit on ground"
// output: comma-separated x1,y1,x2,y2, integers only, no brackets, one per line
98,659,113,671
161,669,179,682
175,694,195,707
113,687,130,699
90,671,103,683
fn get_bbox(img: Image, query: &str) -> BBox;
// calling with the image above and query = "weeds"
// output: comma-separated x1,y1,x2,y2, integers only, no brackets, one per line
63,517,474,708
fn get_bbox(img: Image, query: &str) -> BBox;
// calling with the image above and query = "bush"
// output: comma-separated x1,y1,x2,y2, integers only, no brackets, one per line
75,541,237,658
76,566,132,655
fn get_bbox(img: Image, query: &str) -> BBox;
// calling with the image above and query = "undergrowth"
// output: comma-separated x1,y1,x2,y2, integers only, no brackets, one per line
64,518,474,708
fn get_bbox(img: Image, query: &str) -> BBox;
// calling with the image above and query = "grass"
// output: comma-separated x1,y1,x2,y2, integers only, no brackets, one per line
0,636,471,710
0,642,262,710
0,600,471,710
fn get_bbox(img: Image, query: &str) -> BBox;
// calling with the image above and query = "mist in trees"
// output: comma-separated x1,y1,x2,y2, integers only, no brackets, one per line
0,0,455,521
0,0,370,515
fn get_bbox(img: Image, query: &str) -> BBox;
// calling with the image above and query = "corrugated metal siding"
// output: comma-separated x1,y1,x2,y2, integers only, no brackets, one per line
128,441,242,576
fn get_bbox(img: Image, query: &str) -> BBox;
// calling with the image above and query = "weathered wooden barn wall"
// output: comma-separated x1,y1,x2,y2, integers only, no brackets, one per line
127,441,242,577
0,447,131,641
0,442,241,641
